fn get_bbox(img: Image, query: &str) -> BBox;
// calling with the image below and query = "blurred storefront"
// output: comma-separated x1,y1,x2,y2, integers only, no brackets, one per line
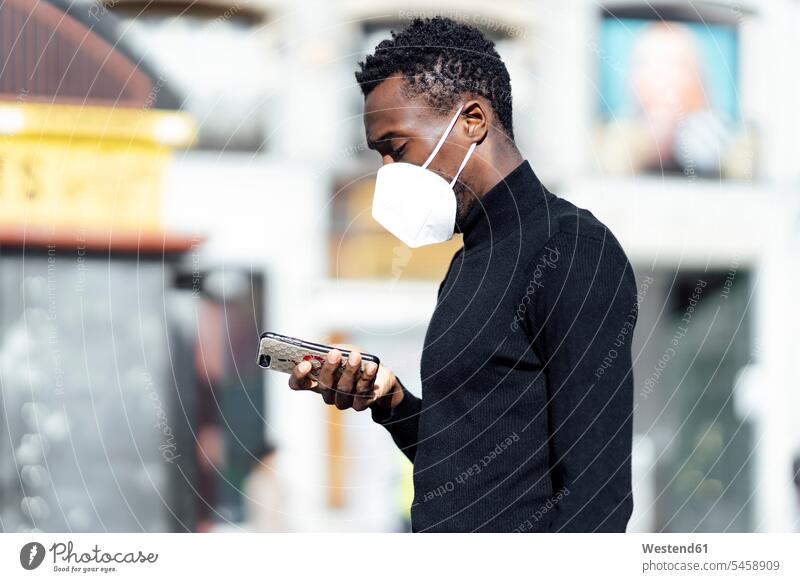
0,0,203,532
2,0,799,533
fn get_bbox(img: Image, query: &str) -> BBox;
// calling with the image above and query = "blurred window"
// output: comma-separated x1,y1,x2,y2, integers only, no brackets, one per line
633,269,755,531
594,12,755,180
114,4,276,152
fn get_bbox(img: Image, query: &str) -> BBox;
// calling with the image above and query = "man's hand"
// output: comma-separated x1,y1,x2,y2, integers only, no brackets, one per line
288,343,404,412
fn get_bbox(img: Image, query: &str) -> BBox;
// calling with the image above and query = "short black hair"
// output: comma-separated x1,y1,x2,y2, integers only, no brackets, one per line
355,16,514,140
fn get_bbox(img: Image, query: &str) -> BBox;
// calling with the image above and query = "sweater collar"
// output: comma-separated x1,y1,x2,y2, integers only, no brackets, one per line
454,159,552,251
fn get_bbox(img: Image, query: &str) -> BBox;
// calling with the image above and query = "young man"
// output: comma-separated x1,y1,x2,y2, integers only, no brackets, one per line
289,17,639,532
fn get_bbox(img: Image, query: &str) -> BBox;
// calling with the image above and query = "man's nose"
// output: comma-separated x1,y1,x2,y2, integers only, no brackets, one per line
382,154,395,165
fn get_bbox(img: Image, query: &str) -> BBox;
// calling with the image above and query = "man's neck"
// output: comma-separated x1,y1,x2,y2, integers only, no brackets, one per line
478,147,525,196
458,141,524,222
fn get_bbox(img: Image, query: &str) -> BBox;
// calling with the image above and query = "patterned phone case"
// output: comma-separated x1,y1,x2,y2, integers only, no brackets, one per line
256,332,380,380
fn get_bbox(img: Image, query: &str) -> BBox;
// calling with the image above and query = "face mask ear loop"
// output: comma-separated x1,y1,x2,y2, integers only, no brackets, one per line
421,104,465,169
448,142,477,187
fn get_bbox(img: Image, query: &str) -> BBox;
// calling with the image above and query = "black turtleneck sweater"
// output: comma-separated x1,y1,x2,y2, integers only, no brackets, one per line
370,160,639,532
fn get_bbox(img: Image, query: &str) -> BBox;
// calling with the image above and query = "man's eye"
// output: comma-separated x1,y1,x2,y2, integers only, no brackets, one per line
392,144,407,158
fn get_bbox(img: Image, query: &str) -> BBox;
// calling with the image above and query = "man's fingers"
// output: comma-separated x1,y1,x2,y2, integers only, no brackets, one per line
319,349,342,405
287,345,383,413
353,361,379,411
335,350,361,410
289,360,320,392
318,349,341,388
320,371,341,405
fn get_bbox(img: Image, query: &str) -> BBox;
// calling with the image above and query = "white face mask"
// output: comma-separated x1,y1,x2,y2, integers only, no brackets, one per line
371,104,477,248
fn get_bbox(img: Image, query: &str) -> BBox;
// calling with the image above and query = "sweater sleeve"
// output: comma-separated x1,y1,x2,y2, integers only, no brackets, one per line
369,379,422,463
525,230,638,532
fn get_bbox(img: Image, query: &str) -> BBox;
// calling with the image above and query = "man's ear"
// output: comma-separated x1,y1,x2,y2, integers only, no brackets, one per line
461,99,489,144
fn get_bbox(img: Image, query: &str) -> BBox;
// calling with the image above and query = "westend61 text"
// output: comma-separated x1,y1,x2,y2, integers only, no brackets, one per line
642,543,708,554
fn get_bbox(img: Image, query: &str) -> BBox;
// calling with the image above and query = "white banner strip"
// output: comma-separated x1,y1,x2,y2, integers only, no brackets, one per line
1,533,798,581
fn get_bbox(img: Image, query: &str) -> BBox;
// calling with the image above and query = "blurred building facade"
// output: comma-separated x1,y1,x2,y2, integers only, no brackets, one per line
1,0,799,533
0,0,201,532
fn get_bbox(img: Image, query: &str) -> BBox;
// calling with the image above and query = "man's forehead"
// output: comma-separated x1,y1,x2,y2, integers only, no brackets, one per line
363,77,431,143
363,74,408,114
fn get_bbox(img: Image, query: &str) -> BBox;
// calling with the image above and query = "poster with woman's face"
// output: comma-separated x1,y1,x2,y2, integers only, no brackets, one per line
595,18,755,180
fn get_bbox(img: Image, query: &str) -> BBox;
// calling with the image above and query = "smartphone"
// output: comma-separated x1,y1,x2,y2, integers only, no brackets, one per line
256,332,381,380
